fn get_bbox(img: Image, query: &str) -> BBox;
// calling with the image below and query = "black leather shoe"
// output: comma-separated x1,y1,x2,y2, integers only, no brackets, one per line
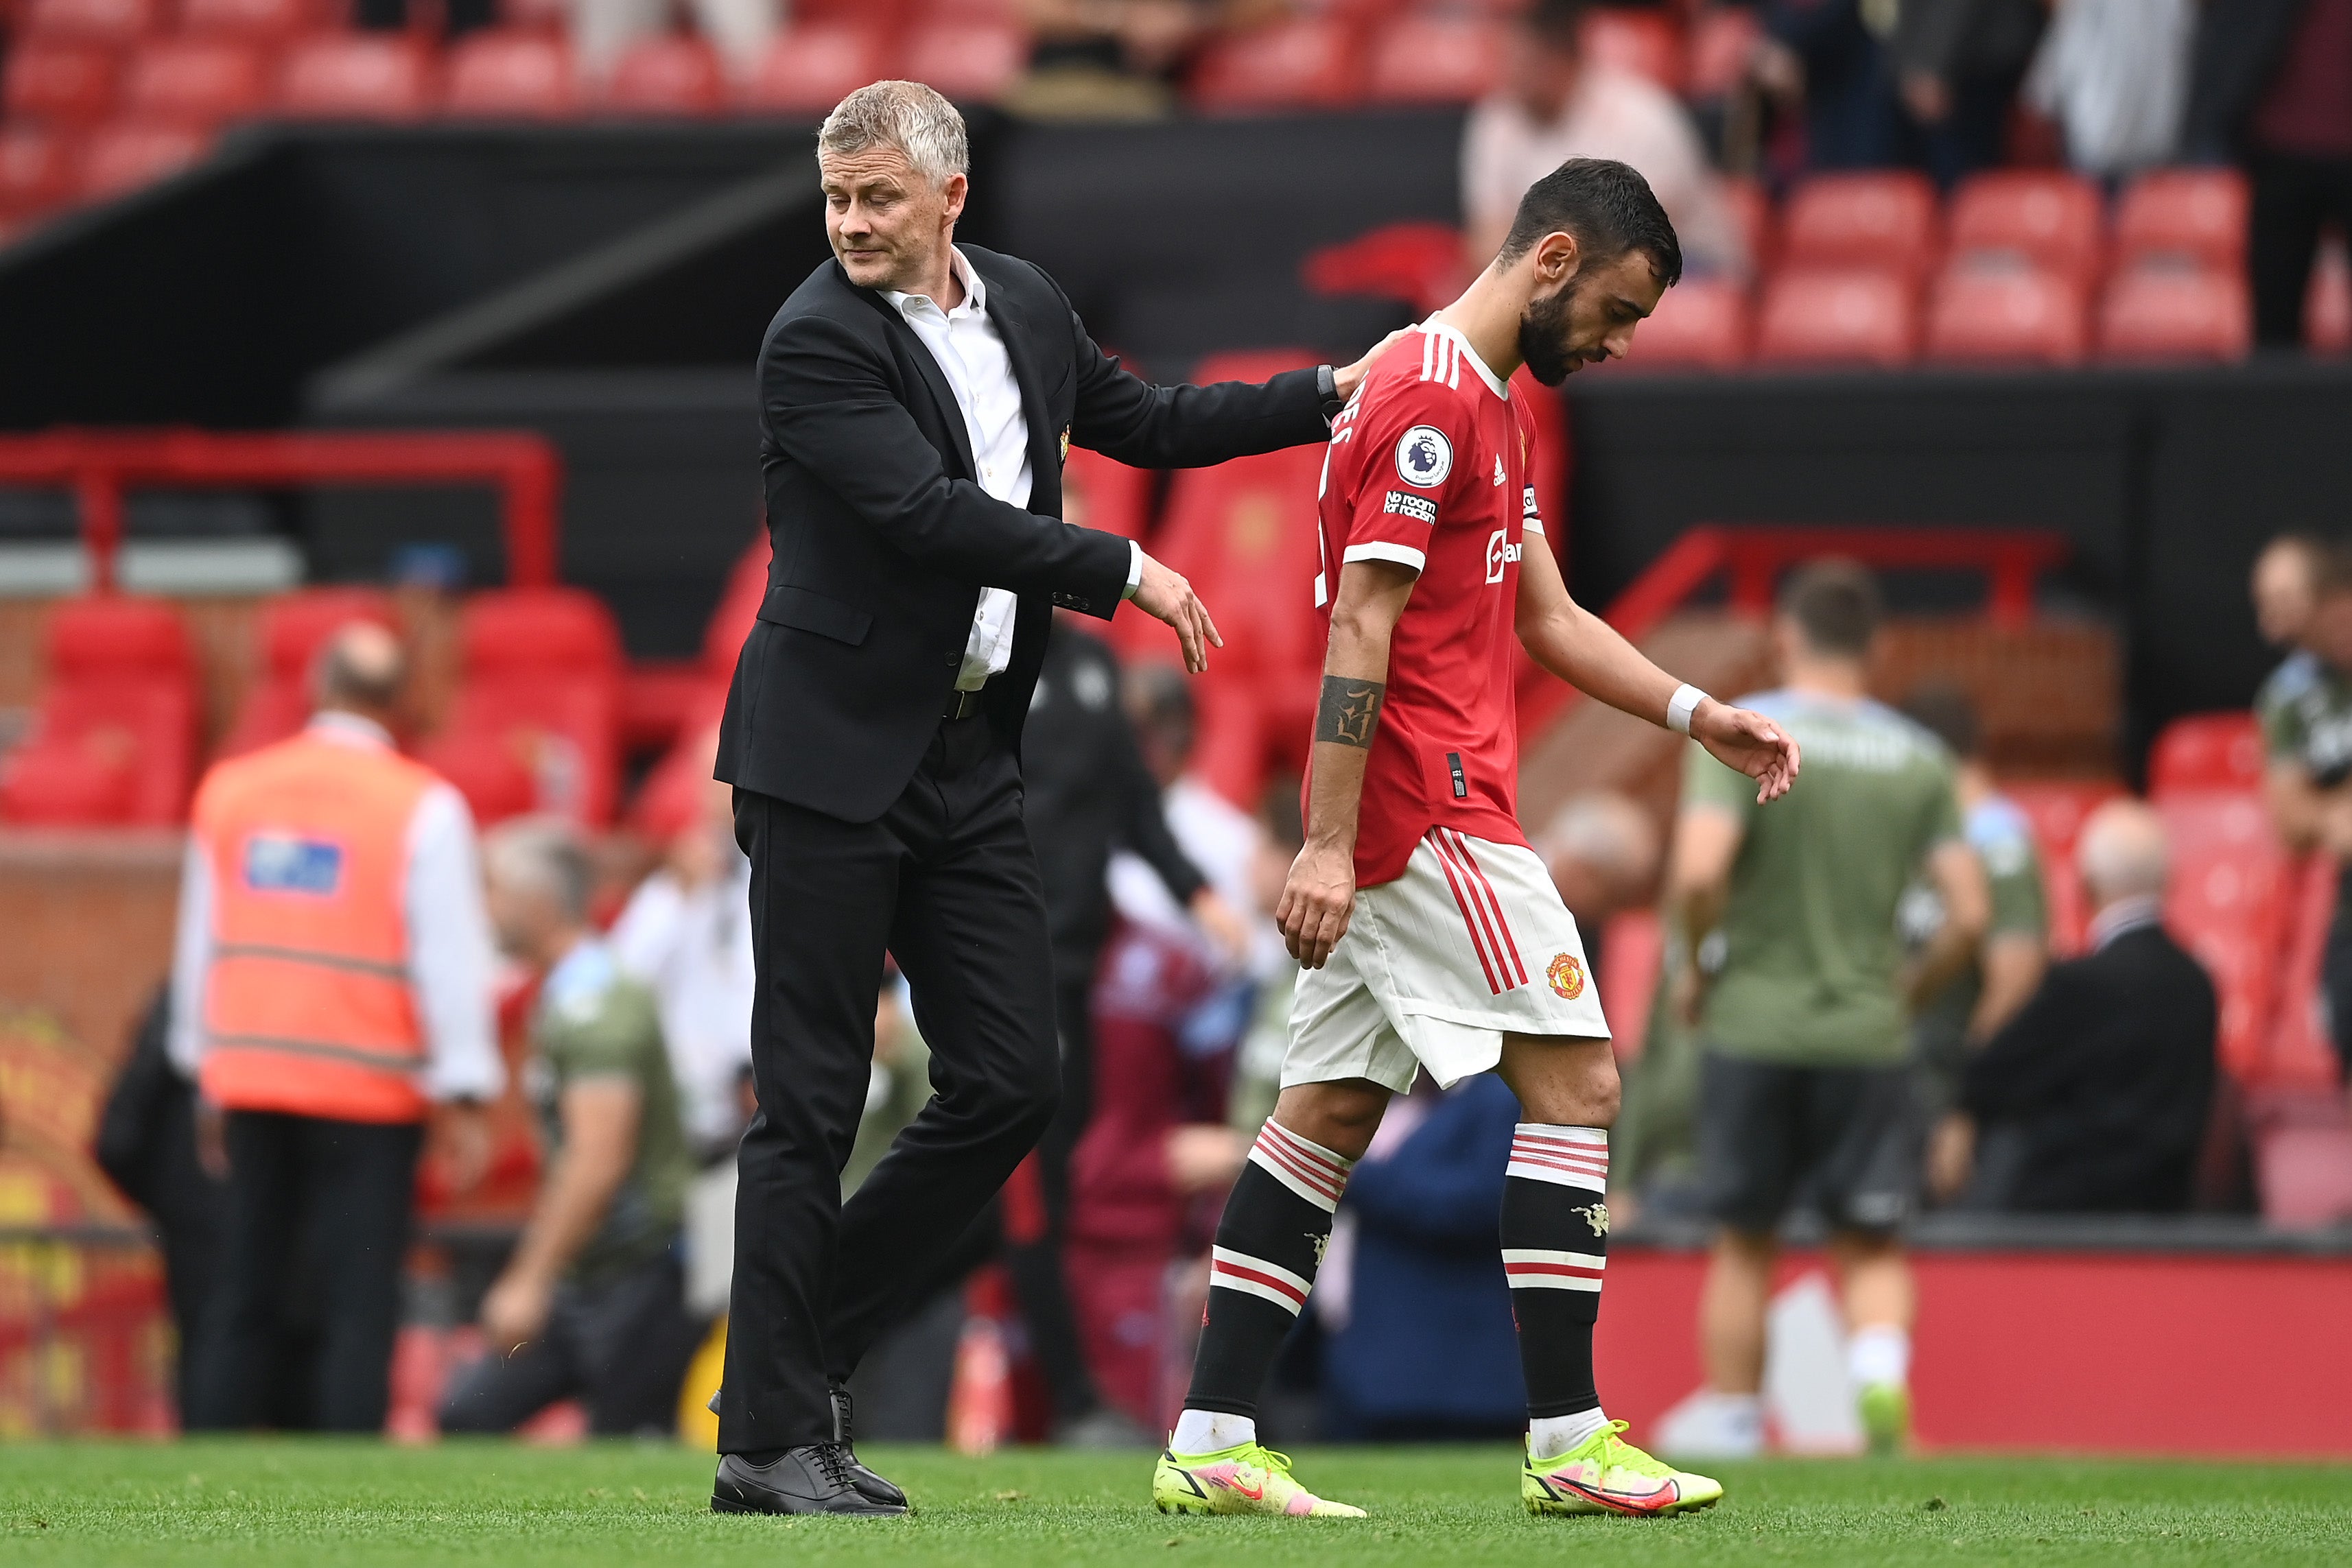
711,1446,906,1517
830,1384,909,1510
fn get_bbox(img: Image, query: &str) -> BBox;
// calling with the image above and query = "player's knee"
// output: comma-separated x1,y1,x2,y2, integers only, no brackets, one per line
1273,1080,1388,1160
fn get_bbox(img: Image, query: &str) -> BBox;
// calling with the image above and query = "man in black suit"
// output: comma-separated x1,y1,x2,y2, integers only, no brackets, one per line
1954,799,2218,1214
709,80,1385,1514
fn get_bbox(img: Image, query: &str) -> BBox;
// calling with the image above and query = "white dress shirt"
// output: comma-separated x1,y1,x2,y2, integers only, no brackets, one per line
609,852,756,1150
883,247,1142,692
166,712,505,1104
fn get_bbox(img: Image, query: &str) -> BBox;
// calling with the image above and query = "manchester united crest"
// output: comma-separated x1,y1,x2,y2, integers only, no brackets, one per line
1547,951,1585,1000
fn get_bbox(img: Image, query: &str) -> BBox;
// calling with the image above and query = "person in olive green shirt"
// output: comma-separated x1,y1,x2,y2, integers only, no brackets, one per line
440,818,705,1438
2259,542,2352,1080
1663,562,1987,1460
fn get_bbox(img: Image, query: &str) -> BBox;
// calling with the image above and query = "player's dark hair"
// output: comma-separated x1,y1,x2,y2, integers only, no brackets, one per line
1498,158,1684,287
1901,680,1981,761
1778,558,1882,658
1520,0,1586,48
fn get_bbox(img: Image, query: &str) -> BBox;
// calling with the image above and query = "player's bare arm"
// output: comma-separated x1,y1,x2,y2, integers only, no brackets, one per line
1280,558,1418,970
1665,805,1742,1023
1515,536,1800,803
1901,840,1990,1010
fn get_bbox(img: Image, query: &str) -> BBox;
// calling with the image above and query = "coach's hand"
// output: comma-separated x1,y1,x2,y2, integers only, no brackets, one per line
1278,839,1357,970
1133,550,1224,674
1694,700,1802,805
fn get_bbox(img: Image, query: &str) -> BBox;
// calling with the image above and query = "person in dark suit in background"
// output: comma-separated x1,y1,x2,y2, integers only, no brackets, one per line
1953,799,2218,1213
709,79,1389,1514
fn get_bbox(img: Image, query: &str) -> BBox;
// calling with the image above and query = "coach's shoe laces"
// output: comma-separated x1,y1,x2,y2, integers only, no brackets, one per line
1153,1442,1366,1518
1523,1421,1724,1517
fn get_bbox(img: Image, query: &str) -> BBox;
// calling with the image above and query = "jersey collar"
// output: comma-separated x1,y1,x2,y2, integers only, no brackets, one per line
1418,320,1510,400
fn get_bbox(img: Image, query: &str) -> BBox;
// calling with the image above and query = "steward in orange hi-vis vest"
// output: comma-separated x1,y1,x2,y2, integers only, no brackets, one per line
193,729,441,1124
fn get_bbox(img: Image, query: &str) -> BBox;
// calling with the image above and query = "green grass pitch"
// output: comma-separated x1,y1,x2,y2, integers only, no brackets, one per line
3,1440,2349,1566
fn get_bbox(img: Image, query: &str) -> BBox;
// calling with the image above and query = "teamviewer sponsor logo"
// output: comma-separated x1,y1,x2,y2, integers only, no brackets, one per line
1382,490,1437,524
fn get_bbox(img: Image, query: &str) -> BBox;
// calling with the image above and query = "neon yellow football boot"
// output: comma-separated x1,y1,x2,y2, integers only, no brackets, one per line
1859,1381,1912,1456
1152,1442,1366,1518
1522,1421,1725,1517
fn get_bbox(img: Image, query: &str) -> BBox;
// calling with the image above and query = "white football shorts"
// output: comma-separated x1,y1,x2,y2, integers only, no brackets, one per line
1283,827,1611,1093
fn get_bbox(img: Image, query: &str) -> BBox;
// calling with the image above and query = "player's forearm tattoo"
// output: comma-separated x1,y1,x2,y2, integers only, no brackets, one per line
1316,675,1385,748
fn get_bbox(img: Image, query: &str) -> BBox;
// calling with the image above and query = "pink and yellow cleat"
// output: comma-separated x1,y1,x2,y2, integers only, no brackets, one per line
1152,1443,1366,1518
1522,1421,1724,1517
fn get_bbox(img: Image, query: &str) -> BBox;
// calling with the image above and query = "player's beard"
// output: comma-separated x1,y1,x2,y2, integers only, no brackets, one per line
1518,278,1586,386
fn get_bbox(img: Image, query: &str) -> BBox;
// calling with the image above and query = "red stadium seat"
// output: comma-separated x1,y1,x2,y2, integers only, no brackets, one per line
442,31,576,118
1579,5,1682,93
76,118,209,200
1063,444,1155,542
0,595,198,827
1685,2,1759,99
1946,169,2104,287
1190,19,1364,113
2113,167,2248,274
2001,779,2122,955
910,0,1012,19
219,587,399,759
275,34,434,121
417,587,624,825
4,44,119,126
701,534,769,676
902,21,1025,103
2255,1117,2352,1226
1923,267,2087,367
2309,236,2350,356
177,0,316,40
2161,788,2293,1084
1752,268,1917,368
119,38,270,130
21,0,162,45
1615,276,1750,370
599,34,727,115
1722,175,1772,272
625,683,727,840
0,124,78,217
1363,14,1503,106
1780,171,1940,279
2097,264,2249,363
2149,712,2265,796
739,23,886,116
2260,857,2346,1092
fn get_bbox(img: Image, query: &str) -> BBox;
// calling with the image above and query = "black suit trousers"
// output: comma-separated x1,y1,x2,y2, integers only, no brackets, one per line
719,713,1061,1452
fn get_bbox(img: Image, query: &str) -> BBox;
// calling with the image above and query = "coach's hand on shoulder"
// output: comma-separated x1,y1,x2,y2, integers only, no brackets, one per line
1693,700,1802,805
1133,550,1224,674
1333,326,1413,403
1278,839,1356,970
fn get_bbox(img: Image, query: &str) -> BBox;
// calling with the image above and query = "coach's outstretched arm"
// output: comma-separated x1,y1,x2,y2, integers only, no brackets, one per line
1514,536,1800,803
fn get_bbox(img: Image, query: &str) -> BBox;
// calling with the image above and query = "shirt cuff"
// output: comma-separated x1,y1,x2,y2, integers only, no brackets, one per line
1122,539,1144,600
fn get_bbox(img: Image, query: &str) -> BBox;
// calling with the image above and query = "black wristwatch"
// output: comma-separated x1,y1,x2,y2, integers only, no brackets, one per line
1315,363,1345,423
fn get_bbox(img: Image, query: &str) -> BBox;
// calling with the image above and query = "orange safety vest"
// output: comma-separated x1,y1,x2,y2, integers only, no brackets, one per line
193,727,438,1124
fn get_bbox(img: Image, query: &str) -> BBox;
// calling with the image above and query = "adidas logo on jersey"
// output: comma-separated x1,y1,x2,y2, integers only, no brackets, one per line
1494,453,1505,486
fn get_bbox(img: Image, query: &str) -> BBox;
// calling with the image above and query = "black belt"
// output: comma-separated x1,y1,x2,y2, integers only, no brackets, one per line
943,685,987,721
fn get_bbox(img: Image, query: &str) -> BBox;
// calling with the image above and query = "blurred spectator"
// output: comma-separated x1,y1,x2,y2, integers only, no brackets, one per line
2253,531,2327,656
1898,682,2048,1205
174,623,500,1433
2185,0,2352,347
1536,789,1663,970
2259,543,2352,1076
357,0,494,42
1609,944,1704,1222
1119,661,1265,973
1319,1073,1524,1440
440,817,705,1436
1012,0,1252,119
2021,0,2196,180
1754,0,1905,171
1952,800,2217,1212
1662,561,1986,1459
610,756,755,1163
567,0,779,85
1226,778,1306,1138
1886,0,2046,187
1464,0,1749,276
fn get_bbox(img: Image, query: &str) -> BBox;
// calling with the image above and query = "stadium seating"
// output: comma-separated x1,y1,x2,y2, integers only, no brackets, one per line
2097,265,2250,363
1579,5,1682,93
2260,857,2346,1091
2113,167,2248,274
1722,176,1772,272
417,586,624,825
218,586,399,759
1363,14,1504,106
75,119,208,200
274,34,434,121
3,44,119,126
0,124,77,217
441,32,576,119
1063,444,1155,542
21,0,163,47
1923,267,2087,368
600,34,727,116
118,39,270,130
177,0,318,43
2160,788,2293,1083
1779,171,1940,280
740,23,887,116
1753,268,1918,368
2309,238,2350,356
1684,3,1759,100
1190,19,1364,113
2148,711,2264,796
902,22,1025,104
1945,169,2105,287
0,595,198,827
2003,779,2121,955
1616,276,1749,370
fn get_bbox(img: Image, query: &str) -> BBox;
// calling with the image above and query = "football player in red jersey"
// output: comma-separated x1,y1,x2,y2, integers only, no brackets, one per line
1152,159,1799,1522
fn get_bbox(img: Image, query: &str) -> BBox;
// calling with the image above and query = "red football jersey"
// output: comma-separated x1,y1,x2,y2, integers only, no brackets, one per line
1313,321,1543,887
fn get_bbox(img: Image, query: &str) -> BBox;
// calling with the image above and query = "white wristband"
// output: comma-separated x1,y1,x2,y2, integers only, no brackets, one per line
1667,683,1708,735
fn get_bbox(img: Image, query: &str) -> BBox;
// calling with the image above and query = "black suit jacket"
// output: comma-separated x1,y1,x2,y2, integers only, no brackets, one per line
716,245,1330,822
1961,923,2218,1213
